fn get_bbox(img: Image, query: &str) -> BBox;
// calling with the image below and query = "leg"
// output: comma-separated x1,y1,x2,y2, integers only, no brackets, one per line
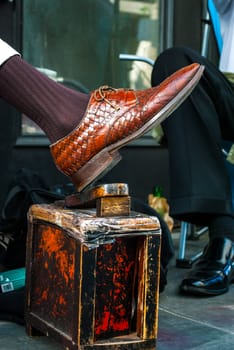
0,39,203,192
0,39,89,143
151,46,234,295
152,46,234,222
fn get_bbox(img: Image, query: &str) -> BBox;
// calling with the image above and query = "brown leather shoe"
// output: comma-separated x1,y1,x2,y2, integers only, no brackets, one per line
50,63,204,192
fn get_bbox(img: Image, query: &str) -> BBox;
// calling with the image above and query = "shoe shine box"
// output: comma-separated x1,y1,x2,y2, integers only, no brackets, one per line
25,200,161,350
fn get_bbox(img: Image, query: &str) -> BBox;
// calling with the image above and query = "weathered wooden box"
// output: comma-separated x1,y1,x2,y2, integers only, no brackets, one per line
25,201,161,350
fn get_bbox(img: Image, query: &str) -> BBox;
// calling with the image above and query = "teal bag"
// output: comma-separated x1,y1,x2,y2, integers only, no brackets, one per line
0,267,25,293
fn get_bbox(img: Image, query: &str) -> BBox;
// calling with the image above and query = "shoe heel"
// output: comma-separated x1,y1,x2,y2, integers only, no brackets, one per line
70,150,122,192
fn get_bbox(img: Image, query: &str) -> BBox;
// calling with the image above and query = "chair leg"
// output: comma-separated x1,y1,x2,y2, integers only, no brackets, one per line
176,222,208,268
176,222,193,268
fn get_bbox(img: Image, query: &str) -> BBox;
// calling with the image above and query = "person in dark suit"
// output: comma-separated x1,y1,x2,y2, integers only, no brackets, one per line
151,0,234,296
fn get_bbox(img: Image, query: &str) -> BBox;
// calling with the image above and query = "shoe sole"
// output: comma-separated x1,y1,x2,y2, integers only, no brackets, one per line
71,65,205,192
180,285,229,297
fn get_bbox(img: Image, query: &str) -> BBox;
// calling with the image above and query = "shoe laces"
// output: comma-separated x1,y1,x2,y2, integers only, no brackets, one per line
94,85,120,111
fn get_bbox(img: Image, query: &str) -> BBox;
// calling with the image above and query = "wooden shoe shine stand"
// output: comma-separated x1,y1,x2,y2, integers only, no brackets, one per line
25,183,161,350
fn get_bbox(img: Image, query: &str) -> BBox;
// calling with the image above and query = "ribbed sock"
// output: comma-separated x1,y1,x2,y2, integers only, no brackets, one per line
0,55,90,143
209,215,234,241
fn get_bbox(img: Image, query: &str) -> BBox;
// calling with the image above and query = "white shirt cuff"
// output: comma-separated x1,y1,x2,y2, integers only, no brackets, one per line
0,39,20,66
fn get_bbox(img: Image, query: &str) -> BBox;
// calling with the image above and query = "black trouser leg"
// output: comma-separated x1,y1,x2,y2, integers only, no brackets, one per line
151,47,234,226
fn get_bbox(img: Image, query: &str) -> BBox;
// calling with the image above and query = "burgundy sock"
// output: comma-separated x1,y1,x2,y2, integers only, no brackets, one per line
0,55,90,143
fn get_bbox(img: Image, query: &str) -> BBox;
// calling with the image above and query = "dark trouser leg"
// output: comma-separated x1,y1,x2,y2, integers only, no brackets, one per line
151,47,234,296
151,47,234,227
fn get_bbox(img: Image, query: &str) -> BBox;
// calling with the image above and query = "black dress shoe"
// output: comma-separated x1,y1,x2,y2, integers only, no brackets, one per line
179,237,234,296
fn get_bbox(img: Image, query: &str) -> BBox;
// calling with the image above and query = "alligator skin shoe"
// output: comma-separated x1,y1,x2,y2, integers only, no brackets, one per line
50,63,204,192
180,237,234,296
